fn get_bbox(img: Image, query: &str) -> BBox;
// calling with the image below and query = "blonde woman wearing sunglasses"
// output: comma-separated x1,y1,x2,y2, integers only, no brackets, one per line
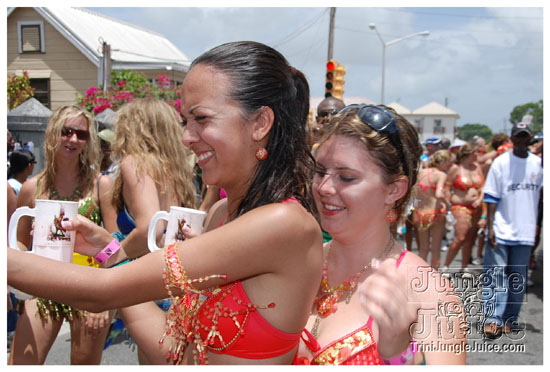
9,105,118,364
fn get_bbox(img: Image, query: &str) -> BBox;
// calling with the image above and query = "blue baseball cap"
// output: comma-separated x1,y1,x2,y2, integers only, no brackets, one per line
424,137,441,146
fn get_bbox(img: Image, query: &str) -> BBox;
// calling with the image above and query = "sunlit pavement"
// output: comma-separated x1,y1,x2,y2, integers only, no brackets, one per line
397,228,543,365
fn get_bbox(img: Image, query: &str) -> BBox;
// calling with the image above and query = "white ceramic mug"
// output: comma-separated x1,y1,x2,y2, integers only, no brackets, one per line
9,199,78,262
148,207,206,252
8,199,79,300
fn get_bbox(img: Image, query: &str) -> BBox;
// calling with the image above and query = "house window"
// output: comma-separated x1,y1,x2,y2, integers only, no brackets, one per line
18,21,45,53
434,119,442,134
30,78,50,108
414,119,423,134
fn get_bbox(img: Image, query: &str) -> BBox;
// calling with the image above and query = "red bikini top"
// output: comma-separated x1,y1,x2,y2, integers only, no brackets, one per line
194,281,301,359
197,197,301,359
300,317,382,365
296,250,409,365
417,168,437,193
453,166,483,192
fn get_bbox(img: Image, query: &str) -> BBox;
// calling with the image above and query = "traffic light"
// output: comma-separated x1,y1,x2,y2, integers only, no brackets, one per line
332,64,346,100
325,60,335,98
324,60,345,99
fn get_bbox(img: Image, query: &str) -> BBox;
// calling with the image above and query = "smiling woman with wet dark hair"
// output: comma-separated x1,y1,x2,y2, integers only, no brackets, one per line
8,41,323,365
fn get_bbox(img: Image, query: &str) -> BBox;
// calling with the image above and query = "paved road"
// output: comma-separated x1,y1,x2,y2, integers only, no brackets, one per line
452,245,543,365
44,322,138,365
9,233,544,365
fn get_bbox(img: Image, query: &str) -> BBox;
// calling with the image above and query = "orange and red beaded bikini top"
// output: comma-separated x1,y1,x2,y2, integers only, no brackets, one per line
161,243,301,364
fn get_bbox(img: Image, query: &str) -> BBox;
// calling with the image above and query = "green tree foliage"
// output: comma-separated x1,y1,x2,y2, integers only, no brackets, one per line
7,71,35,110
510,100,543,134
111,69,150,93
456,123,493,143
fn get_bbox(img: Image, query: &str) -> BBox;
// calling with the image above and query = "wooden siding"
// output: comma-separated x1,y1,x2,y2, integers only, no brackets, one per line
8,8,188,112
8,8,97,110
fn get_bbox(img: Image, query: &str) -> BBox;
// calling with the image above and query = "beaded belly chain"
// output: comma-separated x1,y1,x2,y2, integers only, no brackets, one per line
161,243,275,365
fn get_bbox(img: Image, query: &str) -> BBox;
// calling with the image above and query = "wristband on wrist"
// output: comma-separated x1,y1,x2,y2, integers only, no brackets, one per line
481,215,487,219
94,239,122,265
112,231,125,242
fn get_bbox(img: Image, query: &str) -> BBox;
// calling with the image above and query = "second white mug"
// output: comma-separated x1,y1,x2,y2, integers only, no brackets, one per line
148,206,206,252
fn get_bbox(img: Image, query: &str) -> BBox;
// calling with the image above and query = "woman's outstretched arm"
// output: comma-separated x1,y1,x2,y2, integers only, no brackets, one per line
7,247,167,313
8,201,321,320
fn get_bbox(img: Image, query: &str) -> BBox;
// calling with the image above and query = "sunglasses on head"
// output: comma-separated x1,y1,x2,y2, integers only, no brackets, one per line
338,104,408,176
61,126,90,141
318,109,340,118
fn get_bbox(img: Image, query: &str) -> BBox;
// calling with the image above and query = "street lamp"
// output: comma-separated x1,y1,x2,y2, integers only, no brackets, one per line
369,23,429,105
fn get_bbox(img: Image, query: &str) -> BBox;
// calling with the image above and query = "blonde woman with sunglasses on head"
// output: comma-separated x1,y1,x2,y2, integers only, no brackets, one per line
295,105,466,365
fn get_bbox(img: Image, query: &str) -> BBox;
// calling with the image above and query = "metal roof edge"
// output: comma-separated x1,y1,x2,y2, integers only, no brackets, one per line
79,7,167,40
34,7,100,67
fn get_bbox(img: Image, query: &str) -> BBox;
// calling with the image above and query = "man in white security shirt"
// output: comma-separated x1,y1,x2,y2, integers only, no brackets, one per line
481,121,543,339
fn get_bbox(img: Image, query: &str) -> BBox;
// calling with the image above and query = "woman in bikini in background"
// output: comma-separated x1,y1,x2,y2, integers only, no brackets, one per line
412,149,453,269
442,142,485,272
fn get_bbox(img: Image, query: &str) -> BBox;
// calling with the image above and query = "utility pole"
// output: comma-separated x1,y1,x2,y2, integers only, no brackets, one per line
327,7,336,60
102,41,111,92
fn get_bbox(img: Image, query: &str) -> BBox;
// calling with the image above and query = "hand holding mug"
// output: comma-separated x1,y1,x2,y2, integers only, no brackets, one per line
8,200,79,299
148,207,206,252
9,200,78,262
61,215,114,257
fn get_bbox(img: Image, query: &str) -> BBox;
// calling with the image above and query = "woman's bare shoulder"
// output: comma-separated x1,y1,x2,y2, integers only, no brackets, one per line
203,198,228,232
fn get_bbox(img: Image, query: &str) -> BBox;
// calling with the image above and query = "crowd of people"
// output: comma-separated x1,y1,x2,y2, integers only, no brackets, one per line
6,40,542,365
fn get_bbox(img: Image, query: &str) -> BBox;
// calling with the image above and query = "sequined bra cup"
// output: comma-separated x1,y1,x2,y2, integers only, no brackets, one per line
198,282,301,357
296,250,413,365
309,317,382,365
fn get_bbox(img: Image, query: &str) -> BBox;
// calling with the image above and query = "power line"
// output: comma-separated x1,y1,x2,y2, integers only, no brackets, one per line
285,35,325,61
336,26,541,51
271,8,329,48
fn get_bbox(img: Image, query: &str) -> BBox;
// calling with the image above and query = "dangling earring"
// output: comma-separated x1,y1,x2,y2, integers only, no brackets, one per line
385,209,398,224
255,147,268,161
